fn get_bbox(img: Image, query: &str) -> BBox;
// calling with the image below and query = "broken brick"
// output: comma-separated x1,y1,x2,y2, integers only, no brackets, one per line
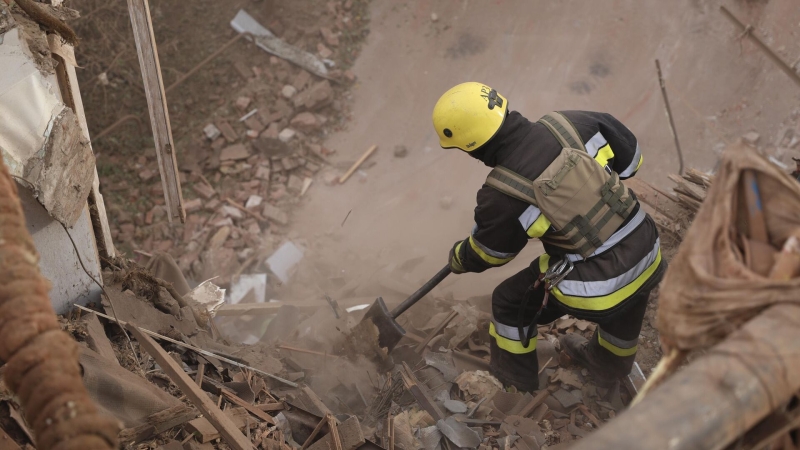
293,80,333,110
317,43,333,59
235,96,252,110
216,120,238,142
262,202,288,225
261,123,281,139
255,165,271,181
278,128,297,143
193,182,216,200
320,27,339,47
244,116,266,133
287,174,304,193
184,198,203,213
291,112,320,132
220,144,252,161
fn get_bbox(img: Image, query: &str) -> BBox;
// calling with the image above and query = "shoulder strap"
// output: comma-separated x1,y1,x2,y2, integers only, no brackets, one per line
537,112,586,152
485,166,538,206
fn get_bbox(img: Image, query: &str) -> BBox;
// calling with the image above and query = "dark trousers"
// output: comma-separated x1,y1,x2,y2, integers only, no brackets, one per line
489,257,664,391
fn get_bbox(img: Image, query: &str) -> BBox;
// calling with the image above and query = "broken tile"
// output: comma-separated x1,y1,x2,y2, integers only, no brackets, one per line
266,241,304,283
228,273,267,304
551,389,581,410
437,417,480,449
221,205,244,219
443,399,468,414
550,368,583,389
184,198,202,213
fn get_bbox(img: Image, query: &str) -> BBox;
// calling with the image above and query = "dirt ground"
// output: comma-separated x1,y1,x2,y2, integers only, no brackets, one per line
69,0,800,378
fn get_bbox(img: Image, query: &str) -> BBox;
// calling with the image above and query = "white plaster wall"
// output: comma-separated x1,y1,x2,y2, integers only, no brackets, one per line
18,184,102,314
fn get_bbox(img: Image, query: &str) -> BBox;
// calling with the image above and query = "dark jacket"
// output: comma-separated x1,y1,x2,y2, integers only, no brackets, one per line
454,110,649,273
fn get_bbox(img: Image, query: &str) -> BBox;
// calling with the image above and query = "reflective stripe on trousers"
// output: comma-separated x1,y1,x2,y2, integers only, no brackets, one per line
539,238,662,311
489,320,537,354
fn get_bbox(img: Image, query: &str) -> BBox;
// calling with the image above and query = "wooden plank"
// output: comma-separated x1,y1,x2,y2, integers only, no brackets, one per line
126,0,185,223
625,178,688,221
256,402,286,413
222,390,276,425
516,390,549,418
186,408,250,443
119,404,197,445
398,362,445,421
126,324,253,450
47,36,117,258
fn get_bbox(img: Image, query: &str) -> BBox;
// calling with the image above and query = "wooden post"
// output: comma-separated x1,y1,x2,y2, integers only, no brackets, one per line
569,304,800,450
126,325,253,450
655,59,685,176
126,0,185,223
720,6,800,89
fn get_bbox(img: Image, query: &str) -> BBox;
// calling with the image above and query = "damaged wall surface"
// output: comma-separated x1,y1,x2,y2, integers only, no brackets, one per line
1,3,109,313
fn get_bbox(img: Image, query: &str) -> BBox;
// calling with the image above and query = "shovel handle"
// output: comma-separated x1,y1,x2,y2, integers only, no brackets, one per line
390,265,452,318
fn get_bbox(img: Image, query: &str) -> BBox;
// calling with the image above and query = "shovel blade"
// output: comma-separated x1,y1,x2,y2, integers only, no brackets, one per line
361,297,406,352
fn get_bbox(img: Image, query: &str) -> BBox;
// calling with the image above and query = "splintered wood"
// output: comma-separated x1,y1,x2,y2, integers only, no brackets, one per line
627,168,711,246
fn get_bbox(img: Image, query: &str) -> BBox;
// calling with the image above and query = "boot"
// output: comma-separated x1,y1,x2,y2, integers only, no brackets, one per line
559,334,621,387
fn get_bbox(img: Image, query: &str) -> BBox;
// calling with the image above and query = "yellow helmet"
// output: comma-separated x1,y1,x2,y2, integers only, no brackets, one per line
432,82,508,152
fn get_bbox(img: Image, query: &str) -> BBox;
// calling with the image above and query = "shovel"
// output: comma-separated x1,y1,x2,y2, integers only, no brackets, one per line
355,265,451,354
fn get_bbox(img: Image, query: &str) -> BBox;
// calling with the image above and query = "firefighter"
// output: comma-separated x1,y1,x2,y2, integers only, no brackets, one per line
433,82,666,391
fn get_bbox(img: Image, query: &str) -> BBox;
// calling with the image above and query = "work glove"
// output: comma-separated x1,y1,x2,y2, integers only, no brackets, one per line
449,240,467,274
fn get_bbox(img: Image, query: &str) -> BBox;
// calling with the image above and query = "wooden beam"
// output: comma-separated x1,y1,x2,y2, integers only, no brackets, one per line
222,390,276,425
126,324,253,450
569,304,800,450
399,362,445,421
126,0,185,223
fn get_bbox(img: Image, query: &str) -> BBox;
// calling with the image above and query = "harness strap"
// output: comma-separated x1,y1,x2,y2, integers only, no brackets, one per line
538,112,587,152
486,166,538,205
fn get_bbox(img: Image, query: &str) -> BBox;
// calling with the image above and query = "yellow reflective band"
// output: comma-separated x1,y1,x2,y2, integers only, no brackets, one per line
489,322,536,354
468,236,513,266
598,335,638,357
540,250,663,311
526,214,551,238
594,144,615,167
452,241,465,272
635,154,643,171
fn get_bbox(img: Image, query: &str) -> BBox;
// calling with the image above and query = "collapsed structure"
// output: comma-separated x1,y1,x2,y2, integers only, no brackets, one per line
2,0,800,449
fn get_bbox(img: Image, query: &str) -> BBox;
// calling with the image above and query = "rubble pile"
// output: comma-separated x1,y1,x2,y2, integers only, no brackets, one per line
100,0,370,291
0,255,644,450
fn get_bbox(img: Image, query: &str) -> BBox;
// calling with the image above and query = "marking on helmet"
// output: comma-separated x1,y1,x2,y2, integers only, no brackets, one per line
466,141,477,148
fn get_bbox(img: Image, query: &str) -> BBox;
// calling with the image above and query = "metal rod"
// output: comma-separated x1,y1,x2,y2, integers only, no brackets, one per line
655,59,685,176
390,265,451,318
720,6,800,89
